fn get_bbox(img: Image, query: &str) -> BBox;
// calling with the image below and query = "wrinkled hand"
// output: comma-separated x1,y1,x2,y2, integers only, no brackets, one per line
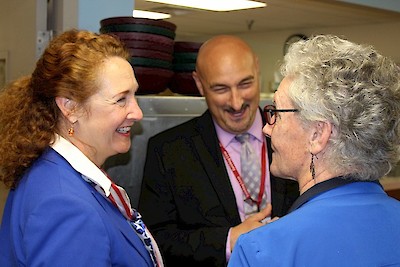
230,203,275,251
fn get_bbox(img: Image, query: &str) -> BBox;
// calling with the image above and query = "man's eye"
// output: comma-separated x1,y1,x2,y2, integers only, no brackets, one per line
238,81,253,89
212,86,229,93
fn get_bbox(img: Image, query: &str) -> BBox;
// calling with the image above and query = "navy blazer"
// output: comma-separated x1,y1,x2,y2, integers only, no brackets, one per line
0,148,154,267
139,110,299,267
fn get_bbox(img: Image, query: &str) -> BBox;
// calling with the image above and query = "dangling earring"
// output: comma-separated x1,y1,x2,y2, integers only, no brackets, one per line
68,126,74,136
68,121,76,136
310,153,317,180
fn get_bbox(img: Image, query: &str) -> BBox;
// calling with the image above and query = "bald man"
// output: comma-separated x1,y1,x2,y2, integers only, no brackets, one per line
139,35,299,266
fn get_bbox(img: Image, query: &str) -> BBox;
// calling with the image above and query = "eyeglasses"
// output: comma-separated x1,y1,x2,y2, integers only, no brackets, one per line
263,104,299,125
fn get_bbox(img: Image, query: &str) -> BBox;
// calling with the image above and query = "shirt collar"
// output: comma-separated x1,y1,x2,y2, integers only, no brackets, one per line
50,134,112,196
214,108,264,147
288,177,359,213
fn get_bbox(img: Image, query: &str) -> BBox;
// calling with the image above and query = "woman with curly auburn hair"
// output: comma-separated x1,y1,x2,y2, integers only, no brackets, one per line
229,35,400,266
0,29,163,267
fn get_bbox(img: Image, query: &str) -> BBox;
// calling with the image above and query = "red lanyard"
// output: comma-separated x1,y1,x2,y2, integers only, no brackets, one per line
219,140,266,208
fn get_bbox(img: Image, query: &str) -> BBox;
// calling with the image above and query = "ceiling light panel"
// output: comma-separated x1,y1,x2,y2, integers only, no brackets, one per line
132,10,171,19
145,0,267,12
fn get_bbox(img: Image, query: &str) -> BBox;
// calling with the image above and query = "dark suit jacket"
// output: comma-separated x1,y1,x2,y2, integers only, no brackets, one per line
139,110,299,267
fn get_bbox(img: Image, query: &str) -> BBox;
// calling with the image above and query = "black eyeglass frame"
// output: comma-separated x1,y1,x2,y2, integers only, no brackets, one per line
263,104,299,125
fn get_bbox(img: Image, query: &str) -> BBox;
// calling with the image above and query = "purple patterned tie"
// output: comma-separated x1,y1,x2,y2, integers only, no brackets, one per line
236,133,262,215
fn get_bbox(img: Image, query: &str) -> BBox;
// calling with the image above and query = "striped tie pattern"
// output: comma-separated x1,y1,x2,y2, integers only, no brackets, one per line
236,133,262,215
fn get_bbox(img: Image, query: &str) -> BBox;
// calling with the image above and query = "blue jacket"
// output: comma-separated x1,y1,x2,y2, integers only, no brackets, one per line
229,181,400,267
0,148,154,266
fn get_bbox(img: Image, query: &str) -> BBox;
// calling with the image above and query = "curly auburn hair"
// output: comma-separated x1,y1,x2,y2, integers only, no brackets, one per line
0,29,130,188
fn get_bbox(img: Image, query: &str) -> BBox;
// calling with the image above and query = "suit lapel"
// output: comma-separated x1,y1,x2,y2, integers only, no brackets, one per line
89,183,153,266
192,111,241,224
191,108,294,220
44,148,154,266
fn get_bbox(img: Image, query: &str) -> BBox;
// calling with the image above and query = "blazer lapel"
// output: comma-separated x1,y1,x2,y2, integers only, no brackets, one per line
192,111,241,225
44,148,155,265
90,189,153,266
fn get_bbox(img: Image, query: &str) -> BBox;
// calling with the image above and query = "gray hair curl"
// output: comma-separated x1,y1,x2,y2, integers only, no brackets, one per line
282,34,400,181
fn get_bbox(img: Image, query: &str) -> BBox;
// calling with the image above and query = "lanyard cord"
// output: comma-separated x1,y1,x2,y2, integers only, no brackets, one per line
219,140,266,208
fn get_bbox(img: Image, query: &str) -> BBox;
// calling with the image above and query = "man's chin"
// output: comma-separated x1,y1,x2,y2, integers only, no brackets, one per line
225,124,250,135
229,117,253,132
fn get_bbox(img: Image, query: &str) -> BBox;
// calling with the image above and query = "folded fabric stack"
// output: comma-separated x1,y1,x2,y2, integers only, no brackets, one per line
169,41,203,96
100,16,176,94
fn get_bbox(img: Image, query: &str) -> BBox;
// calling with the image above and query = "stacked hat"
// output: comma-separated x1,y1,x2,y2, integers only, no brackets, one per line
100,16,176,94
169,41,203,96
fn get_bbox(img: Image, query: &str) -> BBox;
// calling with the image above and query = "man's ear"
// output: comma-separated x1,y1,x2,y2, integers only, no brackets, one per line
55,96,78,123
309,121,333,155
192,71,204,96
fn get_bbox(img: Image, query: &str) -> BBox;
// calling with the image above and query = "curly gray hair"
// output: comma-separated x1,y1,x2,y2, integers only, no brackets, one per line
282,34,400,181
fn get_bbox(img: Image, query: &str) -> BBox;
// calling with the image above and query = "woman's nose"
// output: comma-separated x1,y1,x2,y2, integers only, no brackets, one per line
127,99,143,121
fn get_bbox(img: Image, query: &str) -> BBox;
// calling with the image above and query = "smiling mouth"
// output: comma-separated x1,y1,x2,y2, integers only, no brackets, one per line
227,105,249,117
230,110,246,117
116,126,131,134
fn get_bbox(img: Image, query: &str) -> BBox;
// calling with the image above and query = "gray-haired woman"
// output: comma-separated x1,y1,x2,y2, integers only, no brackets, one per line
229,34,400,267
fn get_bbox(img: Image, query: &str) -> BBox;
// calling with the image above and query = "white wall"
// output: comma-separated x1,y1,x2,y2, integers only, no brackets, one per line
78,0,133,32
337,0,400,12
239,21,400,93
176,20,400,94
0,0,134,83
0,0,47,83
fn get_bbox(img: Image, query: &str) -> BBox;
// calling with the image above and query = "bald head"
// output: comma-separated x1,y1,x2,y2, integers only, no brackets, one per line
195,35,257,77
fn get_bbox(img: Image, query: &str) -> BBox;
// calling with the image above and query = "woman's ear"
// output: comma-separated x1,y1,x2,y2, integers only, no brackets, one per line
55,96,78,123
309,121,333,155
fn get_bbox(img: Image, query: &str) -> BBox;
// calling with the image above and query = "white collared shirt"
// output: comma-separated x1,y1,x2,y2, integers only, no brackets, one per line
50,134,111,196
